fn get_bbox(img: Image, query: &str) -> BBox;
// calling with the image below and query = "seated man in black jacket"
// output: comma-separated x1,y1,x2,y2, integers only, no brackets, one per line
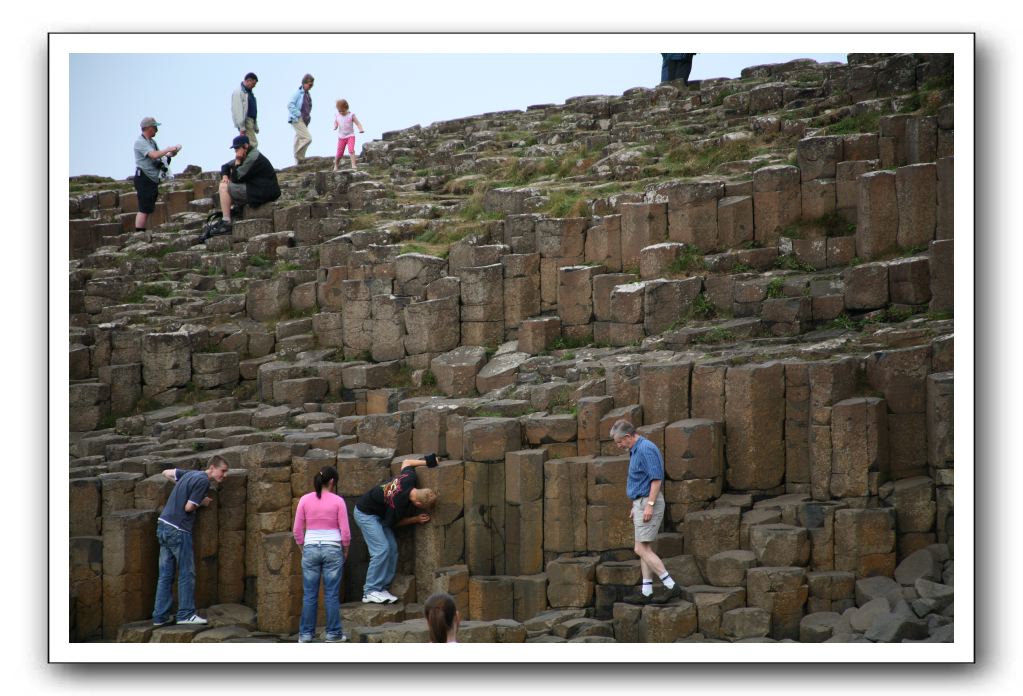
206,134,281,236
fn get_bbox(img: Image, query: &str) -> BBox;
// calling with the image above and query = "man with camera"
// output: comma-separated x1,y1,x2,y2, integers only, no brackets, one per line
133,116,181,233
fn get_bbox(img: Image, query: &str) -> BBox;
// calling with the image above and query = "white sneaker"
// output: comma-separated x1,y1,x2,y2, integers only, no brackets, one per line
178,614,208,625
362,591,388,604
378,590,399,604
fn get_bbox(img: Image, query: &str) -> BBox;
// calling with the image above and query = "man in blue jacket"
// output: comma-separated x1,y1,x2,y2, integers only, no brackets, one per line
288,73,315,165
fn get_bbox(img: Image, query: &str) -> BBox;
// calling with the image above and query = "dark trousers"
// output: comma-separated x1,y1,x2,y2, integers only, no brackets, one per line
661,54,694,84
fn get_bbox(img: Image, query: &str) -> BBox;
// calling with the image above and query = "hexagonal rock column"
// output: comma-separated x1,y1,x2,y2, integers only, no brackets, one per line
620,203,667,269
256,532,301,635
724,362,785,491
459,264,504,348
558,265,603,342
658,179,725,253
502,253,541,336
544,458,589,554
833,508,897,578
505,449,546,576
102,509,159,639
431,345,488,398
830,397,889,498
753,165,801,246
546,555,599,608
746,566,808,640
476,351,531,395
855,170,898,260
895,163,936,248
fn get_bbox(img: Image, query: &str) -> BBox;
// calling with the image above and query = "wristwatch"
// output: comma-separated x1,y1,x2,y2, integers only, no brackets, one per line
646,500,655,506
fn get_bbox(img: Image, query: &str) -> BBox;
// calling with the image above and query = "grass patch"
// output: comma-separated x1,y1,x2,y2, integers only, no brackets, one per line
667,244,706,275
658,137,771,177
823,110,882,135
349,214,379,231
775,254,817,273
766,277,785,299
248,254,271,268
828,312,862,331
692,328,736,345
124,283,173,303
542,189,588,218
690,292,717,320
784,211,856,239
549,335,591,352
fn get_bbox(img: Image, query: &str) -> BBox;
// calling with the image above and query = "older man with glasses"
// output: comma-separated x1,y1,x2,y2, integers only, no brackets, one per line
610,419,680,602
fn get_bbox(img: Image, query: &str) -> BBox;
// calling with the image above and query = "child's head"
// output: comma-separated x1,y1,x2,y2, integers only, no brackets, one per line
424,592,459,643
336,99,349,113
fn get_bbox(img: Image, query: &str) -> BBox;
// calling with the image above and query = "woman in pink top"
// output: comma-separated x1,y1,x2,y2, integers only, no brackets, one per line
293,465,351,643
332,99,364,171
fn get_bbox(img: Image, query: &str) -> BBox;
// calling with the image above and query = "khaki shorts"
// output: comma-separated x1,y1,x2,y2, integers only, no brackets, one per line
632,493,665,543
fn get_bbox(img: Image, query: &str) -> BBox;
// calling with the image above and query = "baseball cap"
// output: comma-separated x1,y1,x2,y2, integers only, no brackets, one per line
231,135,251,149
140,117,161,129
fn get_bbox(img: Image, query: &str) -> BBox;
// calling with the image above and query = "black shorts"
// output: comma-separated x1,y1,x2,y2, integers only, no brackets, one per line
133,172,159,214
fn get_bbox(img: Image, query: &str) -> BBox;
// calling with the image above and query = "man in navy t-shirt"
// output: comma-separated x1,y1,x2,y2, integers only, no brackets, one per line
152,455,229,626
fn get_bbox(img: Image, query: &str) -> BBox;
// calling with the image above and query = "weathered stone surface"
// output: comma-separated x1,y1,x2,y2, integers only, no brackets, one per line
725,362,785,491
753,165,800,245
431,346,488,397
722,607,771,640
640,363,690,426
461,418,521,463
749,524,810,568
544,458,589,553
831,397,888,498
684,507,741,573
856,170,898,260
476,352,530,394
403,296,460,355
705,549,757,587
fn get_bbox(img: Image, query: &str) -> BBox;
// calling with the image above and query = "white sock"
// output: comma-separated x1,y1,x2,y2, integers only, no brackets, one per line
641,580,653,597
659,572,676,589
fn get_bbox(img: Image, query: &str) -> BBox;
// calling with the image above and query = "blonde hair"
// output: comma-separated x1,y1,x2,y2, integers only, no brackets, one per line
415,488,437,510
336,99,349,113
424,593,458,643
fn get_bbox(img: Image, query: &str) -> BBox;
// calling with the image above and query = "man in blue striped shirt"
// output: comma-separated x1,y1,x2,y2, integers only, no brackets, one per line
611,419,680,601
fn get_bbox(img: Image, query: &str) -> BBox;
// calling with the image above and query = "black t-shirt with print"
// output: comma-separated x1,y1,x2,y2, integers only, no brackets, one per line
356,467,418,527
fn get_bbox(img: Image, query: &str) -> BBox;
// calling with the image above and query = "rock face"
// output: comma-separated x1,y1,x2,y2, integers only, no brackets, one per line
67,52,956,645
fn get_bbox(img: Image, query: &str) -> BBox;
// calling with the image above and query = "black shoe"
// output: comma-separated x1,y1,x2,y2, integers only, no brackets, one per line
624,589,653,605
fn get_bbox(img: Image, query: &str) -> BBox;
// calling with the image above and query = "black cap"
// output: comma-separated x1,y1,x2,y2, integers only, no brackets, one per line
231,134,250,149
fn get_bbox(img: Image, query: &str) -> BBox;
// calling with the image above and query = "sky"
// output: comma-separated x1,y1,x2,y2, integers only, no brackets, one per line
68,50,846,179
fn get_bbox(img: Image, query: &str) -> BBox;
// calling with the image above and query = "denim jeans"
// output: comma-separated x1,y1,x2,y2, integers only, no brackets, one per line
354,508,397,594
299,543,345,640
152,521,196,622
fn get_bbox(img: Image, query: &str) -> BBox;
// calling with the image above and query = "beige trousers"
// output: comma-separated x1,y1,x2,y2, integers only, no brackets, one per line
292,120,312,163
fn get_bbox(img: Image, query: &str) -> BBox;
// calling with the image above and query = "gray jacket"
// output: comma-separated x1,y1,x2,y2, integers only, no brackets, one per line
231,85,259,132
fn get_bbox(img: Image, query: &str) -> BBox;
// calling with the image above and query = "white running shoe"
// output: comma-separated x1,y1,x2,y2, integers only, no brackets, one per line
362,591,388,604
378,589,399,604
178,614,208,625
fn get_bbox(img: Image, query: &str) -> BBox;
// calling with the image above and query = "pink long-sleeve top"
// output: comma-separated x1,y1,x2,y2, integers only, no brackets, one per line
293,490,352,546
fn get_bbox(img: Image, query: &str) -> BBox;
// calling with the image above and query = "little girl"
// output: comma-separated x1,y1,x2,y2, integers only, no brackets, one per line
332,99,364,171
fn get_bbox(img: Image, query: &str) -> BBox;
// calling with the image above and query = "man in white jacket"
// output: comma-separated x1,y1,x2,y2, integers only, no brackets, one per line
231,72,259,147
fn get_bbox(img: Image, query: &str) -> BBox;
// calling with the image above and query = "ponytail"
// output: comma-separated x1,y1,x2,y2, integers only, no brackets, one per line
424,592,458,643
313,466,339,498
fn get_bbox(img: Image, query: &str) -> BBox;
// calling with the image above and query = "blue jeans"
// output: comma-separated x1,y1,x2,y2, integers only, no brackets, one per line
152,521,196,622
299,543,345,640
354,508,397,594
